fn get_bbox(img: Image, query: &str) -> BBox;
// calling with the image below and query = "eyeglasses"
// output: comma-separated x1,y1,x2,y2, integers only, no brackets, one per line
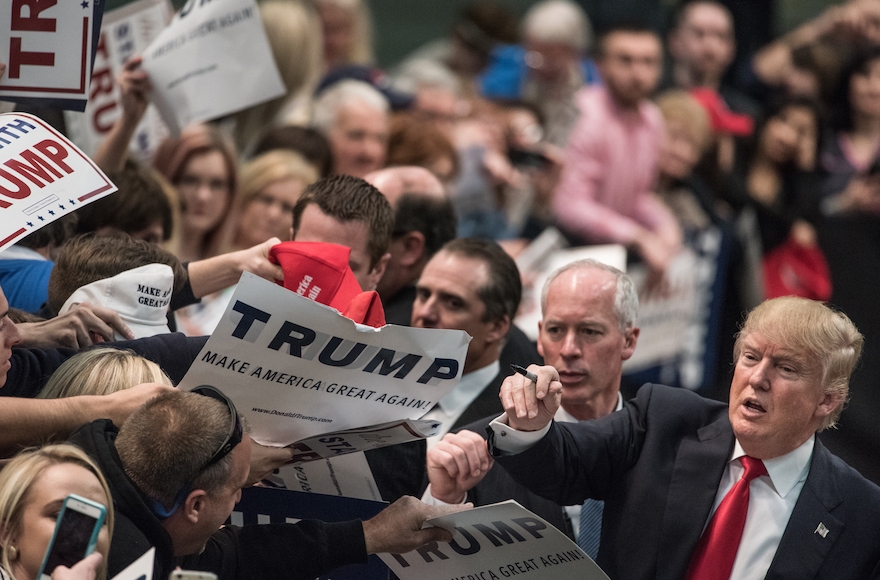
149,385,243,519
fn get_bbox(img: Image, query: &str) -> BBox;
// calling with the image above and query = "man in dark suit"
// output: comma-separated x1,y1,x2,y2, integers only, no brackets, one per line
423,260,639,546
491,296,880,579
413,238,539,438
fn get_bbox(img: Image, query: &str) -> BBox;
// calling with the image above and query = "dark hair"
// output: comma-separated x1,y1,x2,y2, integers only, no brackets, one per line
47,233,187,314
251,125,334,178
16,213,78,251
750,95,823,166
453,1,520,55
831,46,880,133
393,193,457,258
440,237,521,322
595,20,661,58
75,159,173,241
292,175,394,268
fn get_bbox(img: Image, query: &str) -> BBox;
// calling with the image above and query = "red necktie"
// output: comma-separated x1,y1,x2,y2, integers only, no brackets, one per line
684,456,768,580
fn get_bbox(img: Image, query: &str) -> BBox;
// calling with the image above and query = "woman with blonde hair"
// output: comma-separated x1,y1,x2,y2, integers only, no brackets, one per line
0,444,115,580
316,0,374,70
232,150,319,250
37,348,172,400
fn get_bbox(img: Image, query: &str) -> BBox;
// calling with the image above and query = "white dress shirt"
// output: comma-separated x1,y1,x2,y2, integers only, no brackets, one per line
489,413,814,580
420,360,500,449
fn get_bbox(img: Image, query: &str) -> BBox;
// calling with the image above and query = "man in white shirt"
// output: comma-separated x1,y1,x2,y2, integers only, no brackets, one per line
413,238,529,443
424,259,639,550
490,296,880,579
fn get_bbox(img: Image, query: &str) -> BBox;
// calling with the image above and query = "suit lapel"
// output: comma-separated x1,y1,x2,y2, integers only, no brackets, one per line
765,440,843,580
656,416,734,580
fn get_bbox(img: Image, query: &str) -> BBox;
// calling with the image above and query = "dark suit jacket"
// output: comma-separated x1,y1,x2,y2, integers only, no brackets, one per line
494,383,880,580
456,415,572,537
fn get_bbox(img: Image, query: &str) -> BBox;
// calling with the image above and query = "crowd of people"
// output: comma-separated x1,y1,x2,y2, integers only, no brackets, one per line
2,0,880,578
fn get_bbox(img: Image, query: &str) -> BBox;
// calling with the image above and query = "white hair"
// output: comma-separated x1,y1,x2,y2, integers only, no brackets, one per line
393,59,462,97
312,79,389,133
522,0,592,53
541,259,638,331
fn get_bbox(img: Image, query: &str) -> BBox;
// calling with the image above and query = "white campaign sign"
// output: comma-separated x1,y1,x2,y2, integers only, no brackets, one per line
109,547,154,580
140,0,285,134
0,113,117,251
179,272,471,446
272,453,382,501
0,0,97,107
65,0,172,160
381,501,610,580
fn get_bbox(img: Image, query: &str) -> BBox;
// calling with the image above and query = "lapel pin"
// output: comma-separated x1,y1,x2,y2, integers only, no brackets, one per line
814,522,829,538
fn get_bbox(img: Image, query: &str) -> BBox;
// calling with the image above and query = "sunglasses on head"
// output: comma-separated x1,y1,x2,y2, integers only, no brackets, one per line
149,385,243,519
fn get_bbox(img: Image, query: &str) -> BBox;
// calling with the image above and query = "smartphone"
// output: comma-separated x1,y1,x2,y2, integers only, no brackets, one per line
38,494,106,580
169,572,219,580
508,147,552,170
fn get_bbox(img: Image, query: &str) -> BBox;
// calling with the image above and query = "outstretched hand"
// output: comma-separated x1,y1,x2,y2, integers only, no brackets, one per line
362,496,472,555
499,364,562,432
427,430,493,504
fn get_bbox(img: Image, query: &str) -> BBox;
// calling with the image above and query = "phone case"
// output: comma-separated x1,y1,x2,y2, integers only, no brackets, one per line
38,494,106,580
169,571,219,580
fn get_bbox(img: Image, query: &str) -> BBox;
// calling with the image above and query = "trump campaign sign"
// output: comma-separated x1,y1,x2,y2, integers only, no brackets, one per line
0,112,117,251
0,0,104,110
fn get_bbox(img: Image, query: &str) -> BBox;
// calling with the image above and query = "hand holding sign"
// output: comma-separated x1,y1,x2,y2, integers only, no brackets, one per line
363,496,473,555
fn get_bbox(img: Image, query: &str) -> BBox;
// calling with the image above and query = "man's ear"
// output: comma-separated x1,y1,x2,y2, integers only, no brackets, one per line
487,315,511,345
398,232,426,268
180,489,209,524
537,320,545,358
367,252,392,289
621,327,639,361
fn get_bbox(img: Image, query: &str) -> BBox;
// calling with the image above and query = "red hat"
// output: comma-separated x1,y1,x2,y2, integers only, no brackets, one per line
268,241,386,328
689,88,754,137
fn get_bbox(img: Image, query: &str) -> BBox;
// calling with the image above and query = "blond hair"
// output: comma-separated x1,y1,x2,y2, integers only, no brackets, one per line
656,89,712,155
38,348,171,400
734,297,864,430
239,150,319,209
0,444,115,580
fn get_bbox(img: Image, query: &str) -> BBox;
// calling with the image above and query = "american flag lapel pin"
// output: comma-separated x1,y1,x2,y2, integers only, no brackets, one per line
814,522,829,538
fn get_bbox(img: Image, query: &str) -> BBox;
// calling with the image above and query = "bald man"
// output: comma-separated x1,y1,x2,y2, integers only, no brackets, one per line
365,167,457,325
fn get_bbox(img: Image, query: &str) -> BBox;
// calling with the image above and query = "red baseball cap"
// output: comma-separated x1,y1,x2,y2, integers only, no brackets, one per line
689,88,754,137
269,241,386,328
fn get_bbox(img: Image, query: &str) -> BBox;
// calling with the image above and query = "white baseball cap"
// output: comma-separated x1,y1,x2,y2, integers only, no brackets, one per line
60,263,174,340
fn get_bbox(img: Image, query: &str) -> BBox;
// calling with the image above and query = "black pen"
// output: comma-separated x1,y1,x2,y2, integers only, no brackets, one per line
510,364,538,383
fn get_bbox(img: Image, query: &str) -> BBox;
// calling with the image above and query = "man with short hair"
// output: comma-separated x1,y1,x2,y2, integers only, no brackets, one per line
413,238,534,438
491,297,880,579
70,388,467,579
365,166,457,325
312,80,390,178
552,24,682,274
668,0,757,116
292,175,393,292
424,260,639,550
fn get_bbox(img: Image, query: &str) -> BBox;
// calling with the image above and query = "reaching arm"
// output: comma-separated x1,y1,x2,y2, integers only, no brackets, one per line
425,430,494,504
17,303,134,348
186,238,284,298
93,56,151,173
0,383,173,457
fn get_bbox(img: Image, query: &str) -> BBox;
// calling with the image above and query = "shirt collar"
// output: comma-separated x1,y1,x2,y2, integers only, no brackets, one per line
437,360,500,416
556,392,624,422
0,246,47,261
731,436,814,498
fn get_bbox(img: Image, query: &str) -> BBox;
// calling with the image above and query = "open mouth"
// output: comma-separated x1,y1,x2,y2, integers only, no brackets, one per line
744,400,766,413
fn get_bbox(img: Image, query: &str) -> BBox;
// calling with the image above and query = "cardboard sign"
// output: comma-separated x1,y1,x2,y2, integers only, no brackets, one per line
0,112,117,251
269,452,382,501
179,272,471,446
284,418,439,464
64,0,172,160
109,547,154,580
140,0,285,134
380,501,610,580
0,0,102,110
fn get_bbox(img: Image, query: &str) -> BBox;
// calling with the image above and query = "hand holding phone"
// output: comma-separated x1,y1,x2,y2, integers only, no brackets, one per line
38,494,106,580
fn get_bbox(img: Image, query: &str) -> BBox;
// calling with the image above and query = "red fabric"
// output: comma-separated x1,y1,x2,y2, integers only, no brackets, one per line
685,456,767,580
690,88,754,137
763,238,832,301
269,241,386,328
